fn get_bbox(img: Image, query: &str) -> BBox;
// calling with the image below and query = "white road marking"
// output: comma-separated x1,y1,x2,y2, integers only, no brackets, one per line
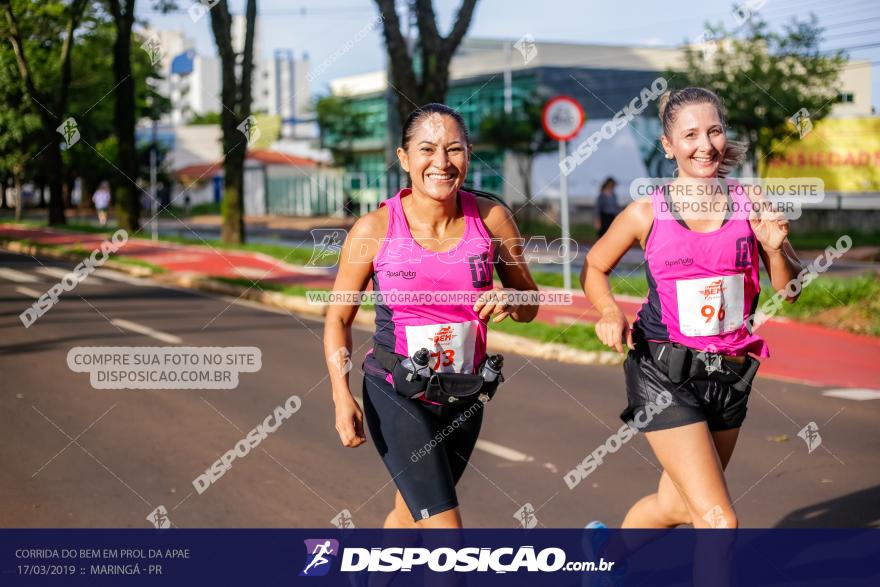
0,268,40,283
110,319,182,344
475,439,535,463
822,389,880,401
93,269,150,286
35,266,104,284
16,286,43,298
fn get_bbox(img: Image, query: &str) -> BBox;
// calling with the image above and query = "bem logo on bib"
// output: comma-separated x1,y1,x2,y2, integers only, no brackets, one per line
701,279,726,298
432,326,456,344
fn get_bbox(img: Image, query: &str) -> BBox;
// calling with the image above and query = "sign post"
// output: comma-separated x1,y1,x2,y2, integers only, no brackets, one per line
542,96,585,290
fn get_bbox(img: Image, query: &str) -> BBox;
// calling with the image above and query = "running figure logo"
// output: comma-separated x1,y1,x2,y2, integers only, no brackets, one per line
798,421,822,453
237,115,261,145
330,508,356,529
306,229,346,268
514,503,538,529
299,539,339,577
57,117,80,148
696,344,727,376
146,505,171,529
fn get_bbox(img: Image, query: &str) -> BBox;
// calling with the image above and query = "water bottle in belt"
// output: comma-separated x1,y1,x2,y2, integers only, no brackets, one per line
480,354,503,382
401,348,431,381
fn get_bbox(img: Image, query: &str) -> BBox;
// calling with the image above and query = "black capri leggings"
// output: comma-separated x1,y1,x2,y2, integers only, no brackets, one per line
362,374,484,522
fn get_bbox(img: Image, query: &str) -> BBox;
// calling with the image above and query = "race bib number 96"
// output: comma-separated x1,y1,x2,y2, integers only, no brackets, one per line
675,274,744,337
404,320,479,374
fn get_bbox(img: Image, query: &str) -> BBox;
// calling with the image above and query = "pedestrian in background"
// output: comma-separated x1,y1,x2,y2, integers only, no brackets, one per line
92,181,111,226
594,176,620,238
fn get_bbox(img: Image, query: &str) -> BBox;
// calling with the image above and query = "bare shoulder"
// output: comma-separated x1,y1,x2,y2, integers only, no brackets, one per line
474,195,516,238
342,206,389,264
624,198,653,229
349,205,389,240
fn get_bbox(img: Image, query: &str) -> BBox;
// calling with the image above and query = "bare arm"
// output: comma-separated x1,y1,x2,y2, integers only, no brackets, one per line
746,187,803,302
581,200,653,352
323,209,386,447
474,199,539,323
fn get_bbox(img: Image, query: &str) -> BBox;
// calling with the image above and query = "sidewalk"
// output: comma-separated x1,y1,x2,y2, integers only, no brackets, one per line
3,223,878,390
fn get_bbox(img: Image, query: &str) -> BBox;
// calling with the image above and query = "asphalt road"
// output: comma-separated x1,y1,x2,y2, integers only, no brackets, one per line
1,250,878,529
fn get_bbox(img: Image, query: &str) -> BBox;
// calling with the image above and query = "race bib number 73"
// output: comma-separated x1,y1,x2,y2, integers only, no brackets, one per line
675,274,744,337
404,320,479,374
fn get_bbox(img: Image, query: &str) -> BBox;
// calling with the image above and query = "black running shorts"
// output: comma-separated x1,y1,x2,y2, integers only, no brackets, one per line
362,374,484,521
621,346,753,433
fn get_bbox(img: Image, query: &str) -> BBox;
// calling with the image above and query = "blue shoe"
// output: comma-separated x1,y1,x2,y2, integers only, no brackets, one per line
581,521,626,587
581,521,609,569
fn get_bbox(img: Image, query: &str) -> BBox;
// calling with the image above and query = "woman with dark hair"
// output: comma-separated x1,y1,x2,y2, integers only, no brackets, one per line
595,176,620,238
324,103,539,529
582,87,802,529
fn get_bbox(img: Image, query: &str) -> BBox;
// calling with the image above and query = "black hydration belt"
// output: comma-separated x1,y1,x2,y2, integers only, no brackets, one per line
372,346,501,406
372,345,407,374
640,337,759,392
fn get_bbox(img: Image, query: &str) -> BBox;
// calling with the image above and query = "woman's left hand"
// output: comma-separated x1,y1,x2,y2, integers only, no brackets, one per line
474,287,519,323
746,186,789,252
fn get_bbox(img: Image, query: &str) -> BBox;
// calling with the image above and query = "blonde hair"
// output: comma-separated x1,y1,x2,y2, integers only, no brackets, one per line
658,87,747,177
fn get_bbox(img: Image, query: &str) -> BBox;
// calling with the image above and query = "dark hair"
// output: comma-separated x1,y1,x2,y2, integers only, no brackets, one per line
600,177,616,192
400,103,469,150
657,87,747,178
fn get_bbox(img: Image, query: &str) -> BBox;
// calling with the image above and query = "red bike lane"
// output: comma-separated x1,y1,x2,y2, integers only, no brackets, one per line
3,224,878,389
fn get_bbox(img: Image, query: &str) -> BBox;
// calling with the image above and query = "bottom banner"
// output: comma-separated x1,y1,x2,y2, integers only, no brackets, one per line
2,529,877,586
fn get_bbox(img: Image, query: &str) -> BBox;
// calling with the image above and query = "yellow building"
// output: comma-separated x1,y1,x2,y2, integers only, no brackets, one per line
762,117,880,193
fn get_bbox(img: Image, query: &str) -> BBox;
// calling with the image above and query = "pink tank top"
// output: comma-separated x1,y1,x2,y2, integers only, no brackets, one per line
635,180,769,357
363,188,495,381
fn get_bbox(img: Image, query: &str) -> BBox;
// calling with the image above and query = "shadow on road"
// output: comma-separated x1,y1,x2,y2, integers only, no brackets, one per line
774,484,880,528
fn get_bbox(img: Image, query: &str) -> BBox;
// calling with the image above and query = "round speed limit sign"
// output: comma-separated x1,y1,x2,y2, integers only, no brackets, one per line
542,96,585,141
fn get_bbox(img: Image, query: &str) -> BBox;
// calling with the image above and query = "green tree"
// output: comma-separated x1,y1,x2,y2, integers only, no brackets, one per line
1,0,90,225
667,14,845,172
0,47,41,220
315,95,369,167
479,93,555,226
373,0,479,127
207,0,257,245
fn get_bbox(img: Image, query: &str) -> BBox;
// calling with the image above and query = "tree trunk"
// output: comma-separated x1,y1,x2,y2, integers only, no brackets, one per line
209,0,256,245
375,0,477,136
79,176,96,212
221,148,245,243
515,154,534,228
110,0,139,233
14,171,23,223
45,136,66,225
2,0,88,226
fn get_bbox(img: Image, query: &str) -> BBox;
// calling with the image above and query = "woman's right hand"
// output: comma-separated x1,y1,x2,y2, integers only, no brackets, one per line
334,395,366,448
595,308,634,353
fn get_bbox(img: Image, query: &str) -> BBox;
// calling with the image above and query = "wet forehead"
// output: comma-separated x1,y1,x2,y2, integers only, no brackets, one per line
412,113,465,145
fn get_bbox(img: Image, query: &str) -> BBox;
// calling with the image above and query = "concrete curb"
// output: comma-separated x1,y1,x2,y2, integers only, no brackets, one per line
0,238,623,367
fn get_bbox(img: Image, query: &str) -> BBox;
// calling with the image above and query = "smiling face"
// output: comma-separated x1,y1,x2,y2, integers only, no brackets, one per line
661,102,727,179
397,112,470,202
